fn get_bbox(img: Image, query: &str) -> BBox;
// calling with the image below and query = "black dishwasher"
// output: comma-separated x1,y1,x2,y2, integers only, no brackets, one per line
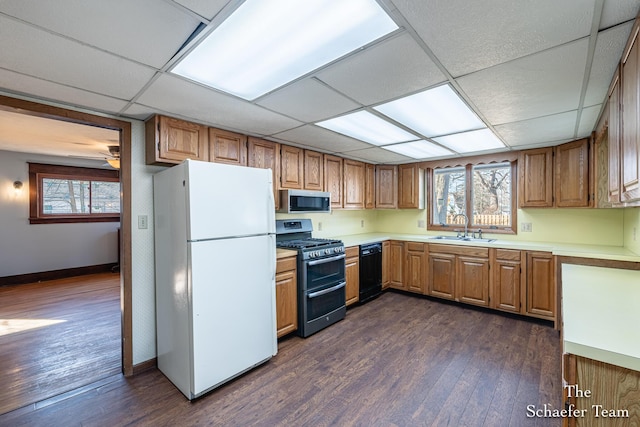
359,242,382,303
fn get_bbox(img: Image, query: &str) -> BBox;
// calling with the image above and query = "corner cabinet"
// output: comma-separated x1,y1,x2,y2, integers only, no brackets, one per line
345,246,359,306
248,137,281,211
145,115,208,165
275,256,297,338
208,128,247,166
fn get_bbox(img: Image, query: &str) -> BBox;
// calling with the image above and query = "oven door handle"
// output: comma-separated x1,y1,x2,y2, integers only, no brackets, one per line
307,281,346,299
307,254,345,266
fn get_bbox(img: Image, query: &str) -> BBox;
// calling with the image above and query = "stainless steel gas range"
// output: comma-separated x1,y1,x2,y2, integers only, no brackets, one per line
275,219,346,338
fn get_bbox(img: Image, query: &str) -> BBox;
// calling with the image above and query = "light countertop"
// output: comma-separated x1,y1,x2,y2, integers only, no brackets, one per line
333,233,640,263
276,248,297,259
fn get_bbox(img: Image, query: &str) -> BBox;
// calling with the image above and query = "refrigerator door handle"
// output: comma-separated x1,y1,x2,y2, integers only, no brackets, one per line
269,234,276,281
307,282,346,299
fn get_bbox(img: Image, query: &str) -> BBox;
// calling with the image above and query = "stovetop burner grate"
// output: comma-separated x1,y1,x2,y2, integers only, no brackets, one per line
276,238,342,249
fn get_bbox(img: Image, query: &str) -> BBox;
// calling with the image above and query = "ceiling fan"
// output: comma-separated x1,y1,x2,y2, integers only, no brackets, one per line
68,145,120,169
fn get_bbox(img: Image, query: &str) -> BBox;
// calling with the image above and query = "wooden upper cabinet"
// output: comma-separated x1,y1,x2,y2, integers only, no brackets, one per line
280,145,303,190
304,150,323,191
608,69,621,204
620,21,640,203
518,147,553,207
208,127,247,166
247,137,280,210
146,115,208,165
397,164,424,209
343,159,366,209
365,163,375,209
324,154,343,209
555,138,590,207
376,165,398,209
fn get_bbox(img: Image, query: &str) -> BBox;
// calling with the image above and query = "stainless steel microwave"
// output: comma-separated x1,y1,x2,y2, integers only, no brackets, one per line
278,189,331,213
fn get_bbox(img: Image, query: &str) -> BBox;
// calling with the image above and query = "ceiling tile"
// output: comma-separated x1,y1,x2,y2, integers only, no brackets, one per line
584,22,634,107
600,0,640,30
0,16,156,100
494,111,578,147
339,146,412,163
393,0,594,77
0,69,129,114
316,33,446,105
0,0,201,69
256,78,360,122
578,104,602,137
136,74,302,135
121,103,157,121
173,0,231,20
458,38,589,125
273,125,371,153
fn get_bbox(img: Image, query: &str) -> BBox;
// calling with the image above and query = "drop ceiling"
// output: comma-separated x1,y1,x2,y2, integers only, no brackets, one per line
0,0,638,164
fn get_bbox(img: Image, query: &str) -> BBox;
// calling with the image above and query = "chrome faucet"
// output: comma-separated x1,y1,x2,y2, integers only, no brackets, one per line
452,213,469,238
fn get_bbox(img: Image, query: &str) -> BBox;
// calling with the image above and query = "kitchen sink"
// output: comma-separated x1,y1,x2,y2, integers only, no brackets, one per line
430,235,496,243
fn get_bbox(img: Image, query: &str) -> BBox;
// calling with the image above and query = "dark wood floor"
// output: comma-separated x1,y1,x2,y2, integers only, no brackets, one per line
0,272,121,415
1,290,561,426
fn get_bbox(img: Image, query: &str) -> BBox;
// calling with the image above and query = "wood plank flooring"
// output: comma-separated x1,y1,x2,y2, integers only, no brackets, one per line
1,291,561,427
0,273,121,415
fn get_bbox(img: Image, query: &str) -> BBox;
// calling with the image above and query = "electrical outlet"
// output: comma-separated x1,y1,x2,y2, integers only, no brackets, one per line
521,222,532,232
138,215,148,229
318,222,323,231
418,220,425,228
360,220,365,228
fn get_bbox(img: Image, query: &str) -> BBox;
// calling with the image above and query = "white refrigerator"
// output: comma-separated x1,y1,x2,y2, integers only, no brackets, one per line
153,159,277,400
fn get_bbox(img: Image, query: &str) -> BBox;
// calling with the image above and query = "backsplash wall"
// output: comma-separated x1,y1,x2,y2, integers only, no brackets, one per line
276,209,378,238
624,207,640,255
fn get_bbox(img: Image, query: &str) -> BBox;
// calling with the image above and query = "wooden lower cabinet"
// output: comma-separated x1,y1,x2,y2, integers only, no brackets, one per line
428,252,455,300
525,251,555,320
389,241,405,290
405,242,427,294
382,241,390,289
428,244,489,306
490,248,524,313
563,353,640,426
275,256,297,338
456,255,489,307
345,246,359,306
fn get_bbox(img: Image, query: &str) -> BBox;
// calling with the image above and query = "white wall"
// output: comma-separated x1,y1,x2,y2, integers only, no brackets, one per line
0,149,120,277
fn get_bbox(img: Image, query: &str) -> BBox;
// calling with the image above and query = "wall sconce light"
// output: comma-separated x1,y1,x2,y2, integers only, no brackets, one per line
13,180,23,194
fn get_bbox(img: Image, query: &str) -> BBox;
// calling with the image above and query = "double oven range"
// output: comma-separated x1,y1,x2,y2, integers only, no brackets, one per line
275,219,346,338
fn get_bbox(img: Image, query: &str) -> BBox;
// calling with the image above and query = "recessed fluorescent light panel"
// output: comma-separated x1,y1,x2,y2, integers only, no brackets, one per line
374,85,485,137
382,141,453,159
172,0,398,100
433,128,504,153
316,111,418,146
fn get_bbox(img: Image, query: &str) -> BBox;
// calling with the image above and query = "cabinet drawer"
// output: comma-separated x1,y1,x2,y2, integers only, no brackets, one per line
429,243,488,258
345,246,359,258
495,249,521,261
406,242,425,252
276,256,297,274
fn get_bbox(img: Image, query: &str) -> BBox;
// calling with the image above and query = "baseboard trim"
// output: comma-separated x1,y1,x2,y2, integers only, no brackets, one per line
0,263,118,286
132,358,157,376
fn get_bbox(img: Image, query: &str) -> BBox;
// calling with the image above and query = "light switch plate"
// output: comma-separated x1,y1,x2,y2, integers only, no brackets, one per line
138,215,148,229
